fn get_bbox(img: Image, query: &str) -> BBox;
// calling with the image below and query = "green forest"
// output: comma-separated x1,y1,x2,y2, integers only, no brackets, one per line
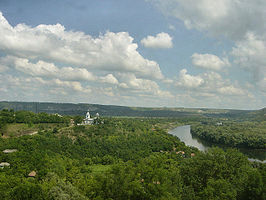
0,109,265,199
191,121,266,149
1,101,264,119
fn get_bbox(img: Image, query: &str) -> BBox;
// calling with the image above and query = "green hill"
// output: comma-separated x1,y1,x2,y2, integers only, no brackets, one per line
0,101,263,119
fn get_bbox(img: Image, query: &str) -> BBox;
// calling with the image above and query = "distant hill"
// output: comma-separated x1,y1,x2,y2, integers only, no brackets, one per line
246,107,266,121
0,101,263,119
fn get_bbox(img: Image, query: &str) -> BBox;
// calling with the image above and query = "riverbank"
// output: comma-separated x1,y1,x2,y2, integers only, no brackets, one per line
190,122,266,149
154,121,183,132
169,125,266,162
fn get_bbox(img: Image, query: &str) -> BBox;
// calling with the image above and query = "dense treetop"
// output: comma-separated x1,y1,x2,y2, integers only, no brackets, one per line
0,109,265,199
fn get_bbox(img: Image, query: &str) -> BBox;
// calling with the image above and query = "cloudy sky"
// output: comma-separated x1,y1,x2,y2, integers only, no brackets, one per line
0,0,265,109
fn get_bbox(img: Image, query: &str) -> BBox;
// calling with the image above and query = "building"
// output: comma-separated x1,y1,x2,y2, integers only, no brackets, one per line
54,113,63,117
28,171,37,177
77,110,101,125
3,149,17,153
0,162,10,169
83,110,94,125
78,110,95,125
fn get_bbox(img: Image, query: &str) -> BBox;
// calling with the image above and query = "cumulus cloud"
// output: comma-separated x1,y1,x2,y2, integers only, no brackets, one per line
191,53,230,71
231,32,266,82
175,69,247,96
141,32,173,48
0,12,163,80
0,64,7,72
115,73,173,98
162,78,174,84
118,73,158,90
148,0,266,97
258,78,266,93
0,54,174,97
1,75,89,95
0,9,262,108
176,69,204,88
31,77,90,93
0,55,96,81
50,79,84,92
217,86,245,96
148,0,266,40
100,74,119,85
0,12,174,104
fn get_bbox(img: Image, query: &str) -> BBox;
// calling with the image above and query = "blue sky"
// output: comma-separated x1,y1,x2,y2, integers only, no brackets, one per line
0,0,265,109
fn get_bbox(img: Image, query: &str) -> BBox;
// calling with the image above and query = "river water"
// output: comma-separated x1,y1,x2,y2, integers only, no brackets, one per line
168,125,266,163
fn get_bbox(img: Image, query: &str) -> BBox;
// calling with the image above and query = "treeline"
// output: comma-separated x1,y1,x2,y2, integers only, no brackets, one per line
2,101,263,119
0,117,265,199
0,109,70,124
0,109,73,137
0,101,202,117
191,121,266,149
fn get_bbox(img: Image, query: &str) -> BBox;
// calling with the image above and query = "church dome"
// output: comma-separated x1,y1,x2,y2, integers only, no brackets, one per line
86,110,91,119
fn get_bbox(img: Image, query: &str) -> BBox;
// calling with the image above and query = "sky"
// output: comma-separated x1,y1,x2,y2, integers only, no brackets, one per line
0,0,265,109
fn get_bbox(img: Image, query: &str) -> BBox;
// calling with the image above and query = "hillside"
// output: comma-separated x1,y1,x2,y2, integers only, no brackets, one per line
0,101,262,119
0,117,265,199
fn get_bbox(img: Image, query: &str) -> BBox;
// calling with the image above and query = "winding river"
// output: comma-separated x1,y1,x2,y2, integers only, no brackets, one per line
169,125,266,163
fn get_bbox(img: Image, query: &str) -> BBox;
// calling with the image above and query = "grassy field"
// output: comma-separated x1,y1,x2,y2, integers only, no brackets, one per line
154,121,183,132
1,123,66,137
2,123,38,137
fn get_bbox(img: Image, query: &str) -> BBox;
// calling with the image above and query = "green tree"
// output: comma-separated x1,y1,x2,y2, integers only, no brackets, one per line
201,179,237,200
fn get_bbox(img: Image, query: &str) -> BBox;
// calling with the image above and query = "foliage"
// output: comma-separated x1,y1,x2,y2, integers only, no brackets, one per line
0,109,71,136
2,101,264,119
0,115,265,199
191,121,266,149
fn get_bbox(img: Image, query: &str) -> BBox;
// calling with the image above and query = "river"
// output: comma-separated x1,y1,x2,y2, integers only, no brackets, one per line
168,125,266,163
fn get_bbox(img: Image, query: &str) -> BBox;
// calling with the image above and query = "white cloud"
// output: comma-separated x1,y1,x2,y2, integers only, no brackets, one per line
1,75,89,95
191,53,230,71
162,78,174,84
148,0,266,40
0,55,96,81
175,69,247,96
0,64,7,72
258,78,266,93
0,10,263,108
231,32,266,82
148,0,266,98
0,53,173,103
217,86,245,96
100,74,119,85
14,57,57,77
116,73,173,98
51,79,84,92
141,32,173,48
176,69,204,88
100,87,115,97
33,77,89,93
58,67,96,81
118,73,159,91
0,12,163,80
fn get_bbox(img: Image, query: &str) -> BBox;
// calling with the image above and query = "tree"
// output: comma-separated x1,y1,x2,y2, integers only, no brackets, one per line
11,181,44,200
201,179,237,200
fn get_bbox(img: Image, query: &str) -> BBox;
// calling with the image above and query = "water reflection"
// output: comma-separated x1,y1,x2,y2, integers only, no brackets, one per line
169,125,266,163
169,125,207,151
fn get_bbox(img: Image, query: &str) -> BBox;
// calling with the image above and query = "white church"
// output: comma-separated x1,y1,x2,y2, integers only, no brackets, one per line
79,110,100,125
